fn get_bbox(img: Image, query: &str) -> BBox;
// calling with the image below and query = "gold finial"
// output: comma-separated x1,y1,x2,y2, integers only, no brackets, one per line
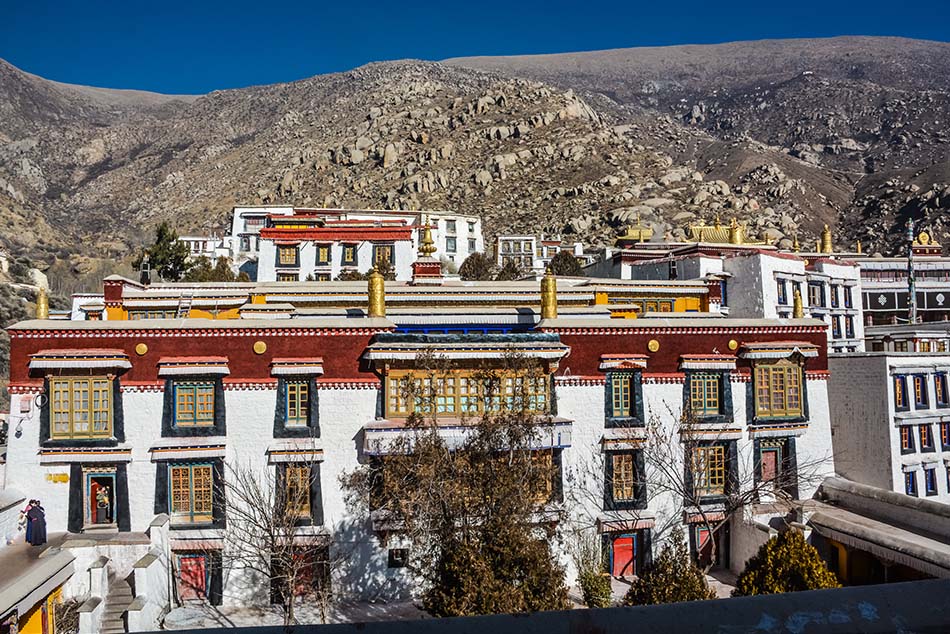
540,267,557,320
35,286,49,319
368,267,386,317
856,240,863,254
729,217,744,245
821,224,833,254
418,215,437,257
792,288,804,319
792,235,801,252
714,215,722,230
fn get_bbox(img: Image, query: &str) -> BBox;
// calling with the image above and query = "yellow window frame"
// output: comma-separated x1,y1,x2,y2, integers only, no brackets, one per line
174,383,215,427
611,452,636,502
49,377,113,439
169,463,213,524
693,445,726,495
278,246,298,266
611,373,632,417
754,360,802,418
285,465,312,518
385,370,549,418
689,373,720,416
286,380,309,427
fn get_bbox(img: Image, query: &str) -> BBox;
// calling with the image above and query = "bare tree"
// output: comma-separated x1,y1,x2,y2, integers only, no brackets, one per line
217,454,343,625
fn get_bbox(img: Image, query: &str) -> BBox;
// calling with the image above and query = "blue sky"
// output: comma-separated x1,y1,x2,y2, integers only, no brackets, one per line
3,0,950,94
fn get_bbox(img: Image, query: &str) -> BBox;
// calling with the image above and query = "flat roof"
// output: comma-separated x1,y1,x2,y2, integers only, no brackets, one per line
9,317,395,332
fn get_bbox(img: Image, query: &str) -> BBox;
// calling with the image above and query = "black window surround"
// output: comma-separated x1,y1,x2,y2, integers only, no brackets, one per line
273,377,320,438
40,376,126,448
684,440,738,506
603,449,647,511
752,437,799,500
276,463,324,527
683,371,734,424
161,377,226,438
604,371,645,428
746,362,810,426
154,457,226,530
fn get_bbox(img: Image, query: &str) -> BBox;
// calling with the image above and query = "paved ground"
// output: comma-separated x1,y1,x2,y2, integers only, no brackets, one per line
163,599,429,629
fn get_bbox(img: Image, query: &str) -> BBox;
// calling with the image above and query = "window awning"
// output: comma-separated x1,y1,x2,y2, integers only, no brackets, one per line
266,439,324,463
679,354,737,371
38,446,132,465
598,514,655,533
29,349,131,371
363,341,569,363
149,437,226,461
157,357,230,377
599,354,648,371
738,341,819,360
363,417,573,455
270,358,324,377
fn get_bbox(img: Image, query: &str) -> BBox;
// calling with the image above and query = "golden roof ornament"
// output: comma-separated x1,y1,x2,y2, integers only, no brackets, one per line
792,288,804,319
35,286,49,319
728,217,744,245
856,240,863,254
418,215,437,257
540,267,558,320
616,212,654,245
792,235,801,252
367,267,386,318
820,224,833,254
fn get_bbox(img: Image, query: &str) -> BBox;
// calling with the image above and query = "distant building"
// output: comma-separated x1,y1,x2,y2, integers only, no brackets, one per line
495,235,594,273
177,235,229,261
828,351,950,505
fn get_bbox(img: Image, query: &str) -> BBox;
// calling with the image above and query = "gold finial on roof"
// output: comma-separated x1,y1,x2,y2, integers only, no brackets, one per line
856,240,863,254
368,267,386,317
35,286,49,319
792,288,804,319
540,267,558,320
821,224,833,254
729,217,744,245
792,235,801,252
714,215,722,229
418,215,437,257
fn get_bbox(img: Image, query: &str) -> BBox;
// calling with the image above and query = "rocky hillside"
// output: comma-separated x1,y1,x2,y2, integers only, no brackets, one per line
2,36,950,290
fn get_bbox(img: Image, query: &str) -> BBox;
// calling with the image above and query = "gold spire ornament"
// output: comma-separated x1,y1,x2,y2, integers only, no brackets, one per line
856,240,863,255
792,288,804,319
418,215,437,258
35,287,49,319
792,235,801,252
540,267,558,320
368,267,386,317
820,224,833,254
728,217,744,245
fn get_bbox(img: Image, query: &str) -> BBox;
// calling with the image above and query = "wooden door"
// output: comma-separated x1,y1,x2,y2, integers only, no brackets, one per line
178,555,207,601
611,536,636,577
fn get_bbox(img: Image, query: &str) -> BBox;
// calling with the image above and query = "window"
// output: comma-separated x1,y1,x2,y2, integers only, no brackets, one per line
913,375,928,408
240,236,251,251
904,471,917,497
386,372,548,417
924,468,938,496
758,439,788,491
468,221,476,234
276,272,298,282
894,341,909,352
342,244,356,265
315,244,330,265
468,239,477,252
920,341,932,353
900,426,914,453
50,377,113,439
174,383,215,427
689,373,721,417
777,280,788,305
919,424,934,450
388,548,409,568
610,373,633,418
832,317,841,339
315,273,330,282
611,452,637,503
939,341,948,353
845,316,855,339
373,244,394,266
445,220,457,234
169,464,213,524
445,237,457,253
278,246,298,266
754,360,803,418
844,287,853,308
830,285,839,308
692,445,726,496
807,283,824,308
286,380,309,427
284,465,311,518
894,376,909,410
941,422,950,449
244,216,265,232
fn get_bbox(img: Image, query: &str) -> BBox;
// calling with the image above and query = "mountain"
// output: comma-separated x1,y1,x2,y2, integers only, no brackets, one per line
2,36,950,294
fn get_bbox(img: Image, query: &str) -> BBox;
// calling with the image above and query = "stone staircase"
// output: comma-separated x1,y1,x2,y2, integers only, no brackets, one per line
100,576,132,634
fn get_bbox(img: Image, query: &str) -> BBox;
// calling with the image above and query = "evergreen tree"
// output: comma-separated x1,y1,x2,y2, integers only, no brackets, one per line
623,529,716,606
548,250,583,277
733,530,840,596
182,256,242,282
133,222,192,282
458,252,496,281
494,260,524,281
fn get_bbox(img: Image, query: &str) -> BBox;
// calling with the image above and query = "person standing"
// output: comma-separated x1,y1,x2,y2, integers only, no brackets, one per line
27,500,47,546
19,500,34,544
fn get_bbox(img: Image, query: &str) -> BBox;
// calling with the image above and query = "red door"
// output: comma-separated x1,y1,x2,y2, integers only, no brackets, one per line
611,536,636,577
178,555,207,601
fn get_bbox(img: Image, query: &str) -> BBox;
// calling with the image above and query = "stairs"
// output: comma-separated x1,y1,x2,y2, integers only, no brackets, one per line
176,290,194,318
100,577,132,634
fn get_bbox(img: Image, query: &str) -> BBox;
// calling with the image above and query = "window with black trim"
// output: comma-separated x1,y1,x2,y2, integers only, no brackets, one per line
174,382,215,427
276,272,298,282
919,424,934,451
604,450,645,510
900,426,915,454
286,380,310,427
606,372,642,425
905,471,917,497
689,372,721,417
342,244,357,265
830,285,839,308
757,437,797,498
169,463,214,525
315,244,330,265
844,287,853,308
776,280,788,305
754,360,803,419
692,444,726,497
284,464,311,518
935,373,948,407
277,245,298,267
913,375,928,409
845,316,855,339
894,376,909,411
50,377,113,439
373,243,394,266
832,317,841,339
807,283,824,308
924,468,938,496
941,422,950,449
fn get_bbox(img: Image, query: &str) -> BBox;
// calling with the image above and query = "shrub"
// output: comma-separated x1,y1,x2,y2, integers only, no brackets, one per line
578,570,612,608
623,529,716,606
733,529,840,596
